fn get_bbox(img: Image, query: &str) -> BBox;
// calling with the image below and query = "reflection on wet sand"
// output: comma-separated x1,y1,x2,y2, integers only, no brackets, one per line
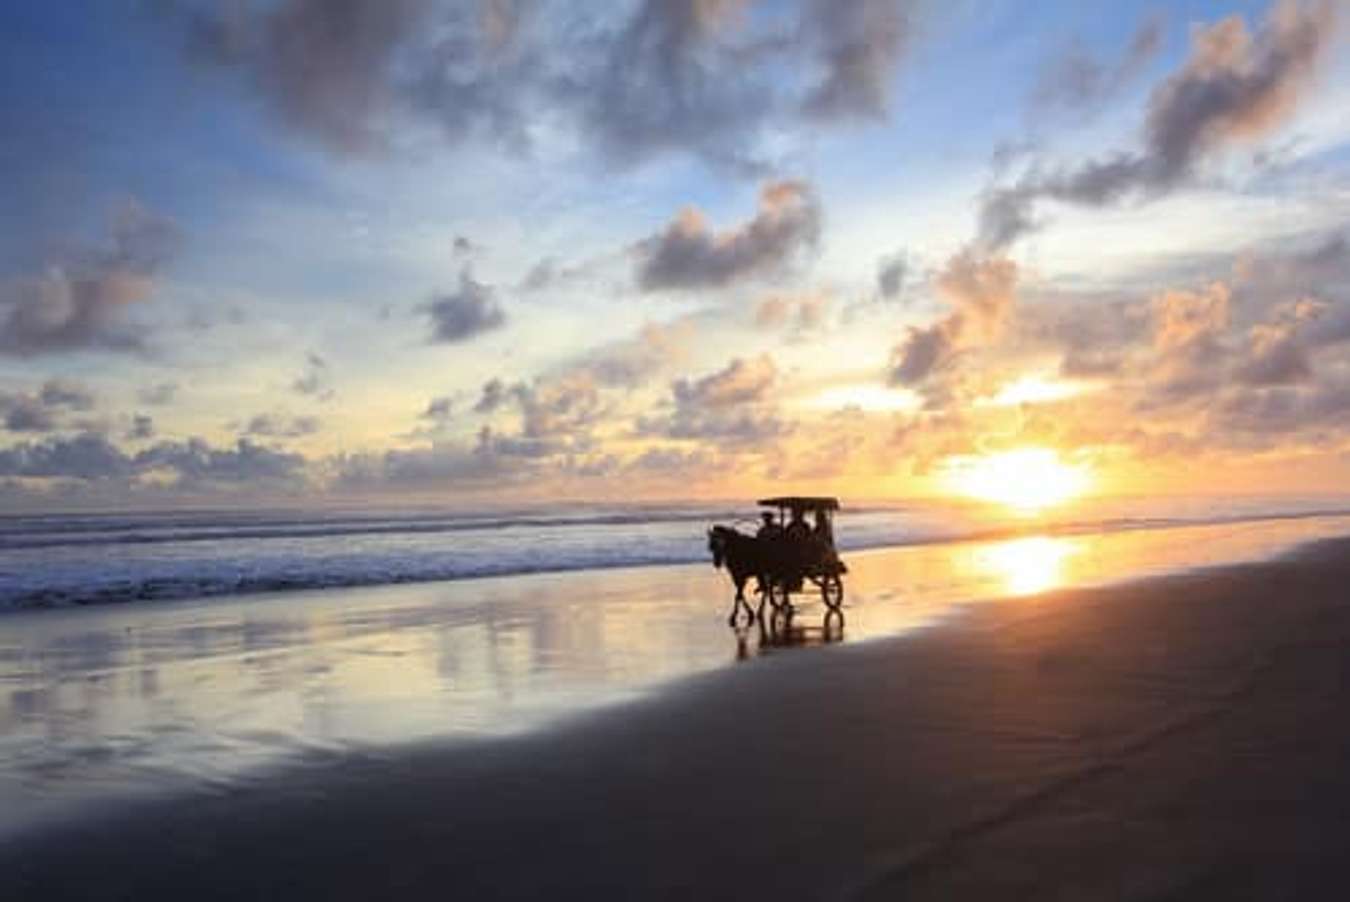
735,610,845,660
972,535,1079,596
2,514,1349,837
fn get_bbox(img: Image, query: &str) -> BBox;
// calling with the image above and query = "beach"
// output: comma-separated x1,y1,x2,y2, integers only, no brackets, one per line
8,0,1350,896
4,521,1350,898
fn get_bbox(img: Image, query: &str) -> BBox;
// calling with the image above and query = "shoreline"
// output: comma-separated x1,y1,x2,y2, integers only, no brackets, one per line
5,535,1350,898
5,505,1350,615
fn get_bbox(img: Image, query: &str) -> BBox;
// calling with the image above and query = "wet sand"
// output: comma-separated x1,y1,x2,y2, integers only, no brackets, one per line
4,535,1350,899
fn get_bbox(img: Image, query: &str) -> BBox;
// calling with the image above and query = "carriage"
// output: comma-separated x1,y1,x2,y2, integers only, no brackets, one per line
707,496,847,627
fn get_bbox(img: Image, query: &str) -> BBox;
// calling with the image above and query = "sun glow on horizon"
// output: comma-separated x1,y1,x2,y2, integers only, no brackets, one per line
941,447,1092,513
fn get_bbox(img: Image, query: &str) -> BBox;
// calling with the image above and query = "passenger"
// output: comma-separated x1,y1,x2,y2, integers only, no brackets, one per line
783,508,811,591
812,509,834,546
784,507,811,543
756,511,783,541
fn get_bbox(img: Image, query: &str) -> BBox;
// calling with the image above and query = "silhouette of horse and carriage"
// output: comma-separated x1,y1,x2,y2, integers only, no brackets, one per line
707,496,847,629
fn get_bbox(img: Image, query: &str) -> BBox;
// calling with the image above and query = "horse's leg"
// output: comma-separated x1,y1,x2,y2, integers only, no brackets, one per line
728,574,748,626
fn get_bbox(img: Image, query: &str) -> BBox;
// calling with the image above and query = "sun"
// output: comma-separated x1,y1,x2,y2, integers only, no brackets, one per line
942,447,1092,513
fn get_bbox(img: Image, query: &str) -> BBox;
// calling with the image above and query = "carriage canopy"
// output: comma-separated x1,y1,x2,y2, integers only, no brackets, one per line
756,496,839,515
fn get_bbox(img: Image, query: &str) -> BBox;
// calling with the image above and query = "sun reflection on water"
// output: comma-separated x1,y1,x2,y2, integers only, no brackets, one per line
971,536,1079,596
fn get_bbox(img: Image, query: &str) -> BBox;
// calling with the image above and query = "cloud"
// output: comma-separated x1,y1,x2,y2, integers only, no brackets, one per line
0,380,99,433
516,255,607,294
335,439,517,492
672,354,777,407
292,351,335,400
1032,14,1163,115
635,180,821,291
1232,232,1350,348
473,377,510,414
333,420,590,493
168,1,916,170
181,0,433,153
1,396,58,433
0,433,134,480
137,382,180,406
443,319,696,471
553,318,694,391
1210,378,1350,441
514,376,604,441
422,396,454,420
243,413,321,438
888,321,957,387
573,0,912,166
571,0,770,167
754,294,829,332
1152,282,1231,353
888,251,1018,387
39,380,96,410
876,251,908,300
1103,251,1340,412
1144,0,1333,183
980,0,1337,250
402,0,540,151
640,407,789,444
0,200,181,356
1238,315,1317,386
457,318,692,458
1144,282,1232,401
137,438,307,485
127,414,155,441
935,250,1018,341
800,0,910,121
422,268,506,343
1013,289,1148,378
519,258,560,292
638,354,790,443
468,372,605,445
627,445,721,476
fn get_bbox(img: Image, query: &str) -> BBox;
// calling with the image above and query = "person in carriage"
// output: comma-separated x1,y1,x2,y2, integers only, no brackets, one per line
812,508,833,546
757,510,783,541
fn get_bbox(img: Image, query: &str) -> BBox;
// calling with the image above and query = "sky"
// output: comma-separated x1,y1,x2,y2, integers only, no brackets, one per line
1,0,1349,511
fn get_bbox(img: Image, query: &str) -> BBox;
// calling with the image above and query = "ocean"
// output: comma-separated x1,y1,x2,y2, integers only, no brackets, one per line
3,494,1349,612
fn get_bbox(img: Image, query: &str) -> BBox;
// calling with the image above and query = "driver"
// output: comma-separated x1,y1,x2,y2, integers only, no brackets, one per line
756,511,783,541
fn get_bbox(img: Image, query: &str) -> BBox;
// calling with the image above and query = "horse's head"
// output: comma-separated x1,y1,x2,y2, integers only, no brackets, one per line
708,526,726,569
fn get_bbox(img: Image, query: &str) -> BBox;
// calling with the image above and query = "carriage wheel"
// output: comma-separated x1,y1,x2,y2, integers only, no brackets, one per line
820,574,844,611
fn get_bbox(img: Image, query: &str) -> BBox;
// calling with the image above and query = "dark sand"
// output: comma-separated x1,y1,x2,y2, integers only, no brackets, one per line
5,538,1350,900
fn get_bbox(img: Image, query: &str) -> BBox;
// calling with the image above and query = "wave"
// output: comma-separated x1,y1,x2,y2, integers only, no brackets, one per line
3,503,1350,612
0,507,747,551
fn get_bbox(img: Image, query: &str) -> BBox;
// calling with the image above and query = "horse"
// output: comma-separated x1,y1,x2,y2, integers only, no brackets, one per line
707,525,773,626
